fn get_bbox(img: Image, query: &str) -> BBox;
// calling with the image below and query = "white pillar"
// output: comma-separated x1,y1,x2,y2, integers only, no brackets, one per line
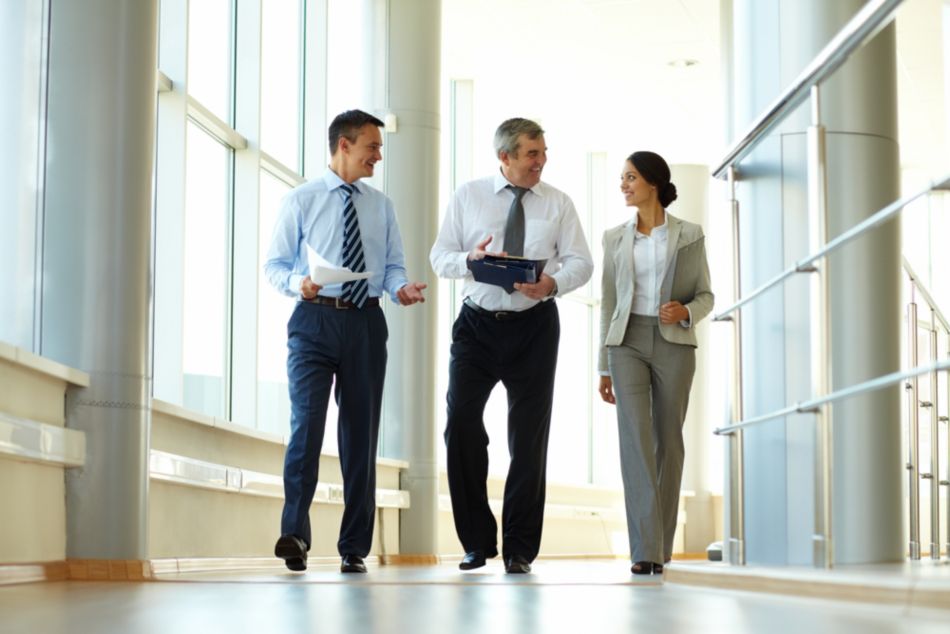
670,165,718,553
42,0,159,559
365,0,442,555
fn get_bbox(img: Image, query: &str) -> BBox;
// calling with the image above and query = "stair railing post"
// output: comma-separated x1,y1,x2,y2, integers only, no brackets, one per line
807,85,834,569
907,284,921,560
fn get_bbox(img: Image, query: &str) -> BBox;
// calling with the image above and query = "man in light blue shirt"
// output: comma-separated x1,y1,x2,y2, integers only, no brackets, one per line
264,109,426,574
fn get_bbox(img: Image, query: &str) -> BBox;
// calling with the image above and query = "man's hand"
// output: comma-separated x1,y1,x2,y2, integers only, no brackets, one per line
598,375,615,405
300,276,322,300
514,273,556,300
397,282,427,306
468,236,507,261
659,301,689,325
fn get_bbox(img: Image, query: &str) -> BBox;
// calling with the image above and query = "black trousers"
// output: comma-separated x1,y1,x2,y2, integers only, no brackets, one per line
444,299,560,562
280,301,388,557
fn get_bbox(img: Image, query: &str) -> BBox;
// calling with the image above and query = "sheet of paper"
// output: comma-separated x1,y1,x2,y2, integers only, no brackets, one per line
307,245,373,285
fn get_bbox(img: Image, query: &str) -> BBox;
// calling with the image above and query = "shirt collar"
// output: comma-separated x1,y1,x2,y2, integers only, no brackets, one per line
323,168,363,195
632,212,668,239
493,169,542,197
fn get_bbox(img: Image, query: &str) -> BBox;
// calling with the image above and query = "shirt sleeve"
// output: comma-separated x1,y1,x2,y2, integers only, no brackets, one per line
548,195,594,295
429,190,471,279
382,198,410,303
263,195,306,298
679,305,693,328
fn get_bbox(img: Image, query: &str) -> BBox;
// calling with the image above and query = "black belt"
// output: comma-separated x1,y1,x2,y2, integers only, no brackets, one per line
463,296,548,321
304,295,380,309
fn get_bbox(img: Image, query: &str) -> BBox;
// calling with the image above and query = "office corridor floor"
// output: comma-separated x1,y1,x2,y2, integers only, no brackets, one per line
1,560,948,633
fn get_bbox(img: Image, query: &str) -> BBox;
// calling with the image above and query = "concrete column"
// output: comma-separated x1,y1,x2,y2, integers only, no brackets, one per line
42,0,158,559
364,0,441,555
728,0,901,564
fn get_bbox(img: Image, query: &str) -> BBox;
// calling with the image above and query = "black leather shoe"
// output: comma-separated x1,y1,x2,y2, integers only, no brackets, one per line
459,550,487,570
504,554,531,574
340,554,367,573
274,534,308,572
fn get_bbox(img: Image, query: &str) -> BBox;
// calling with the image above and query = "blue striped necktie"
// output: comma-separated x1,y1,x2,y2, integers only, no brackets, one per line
339,183,369,308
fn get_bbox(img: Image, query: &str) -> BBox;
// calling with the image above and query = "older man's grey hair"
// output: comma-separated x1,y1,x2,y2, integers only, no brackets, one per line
493,118,545,158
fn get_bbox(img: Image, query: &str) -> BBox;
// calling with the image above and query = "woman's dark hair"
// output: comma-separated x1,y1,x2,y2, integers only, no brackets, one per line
628,151,678,207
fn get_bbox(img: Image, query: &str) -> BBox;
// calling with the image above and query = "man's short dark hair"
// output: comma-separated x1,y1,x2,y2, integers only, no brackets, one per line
328,109,385,155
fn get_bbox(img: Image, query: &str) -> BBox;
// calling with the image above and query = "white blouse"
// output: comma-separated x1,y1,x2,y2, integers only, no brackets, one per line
631,214,668,316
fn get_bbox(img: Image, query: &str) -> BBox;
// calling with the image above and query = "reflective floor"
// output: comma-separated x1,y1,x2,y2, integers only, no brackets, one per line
1,560,949,634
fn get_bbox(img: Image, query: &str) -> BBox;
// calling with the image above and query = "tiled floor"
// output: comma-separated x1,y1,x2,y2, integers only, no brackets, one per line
1,560,948,634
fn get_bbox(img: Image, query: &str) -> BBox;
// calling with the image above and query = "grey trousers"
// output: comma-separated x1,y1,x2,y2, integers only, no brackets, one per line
607,314,695,563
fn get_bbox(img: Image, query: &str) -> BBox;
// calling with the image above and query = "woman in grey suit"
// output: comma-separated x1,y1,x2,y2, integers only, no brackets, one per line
597,151,713,575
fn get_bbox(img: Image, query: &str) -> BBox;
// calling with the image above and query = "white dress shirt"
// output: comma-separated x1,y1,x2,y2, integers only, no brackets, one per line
631,216,668,316
430,172,594,312
630,212,692,327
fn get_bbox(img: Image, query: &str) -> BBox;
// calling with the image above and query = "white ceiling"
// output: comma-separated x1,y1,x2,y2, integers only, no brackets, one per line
441,0,723,171
441,0,948,179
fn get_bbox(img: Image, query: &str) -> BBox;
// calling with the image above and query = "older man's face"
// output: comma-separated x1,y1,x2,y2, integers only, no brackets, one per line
501,134,546,189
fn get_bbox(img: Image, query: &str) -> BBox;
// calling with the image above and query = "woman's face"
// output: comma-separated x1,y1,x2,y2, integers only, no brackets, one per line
620,161,656,208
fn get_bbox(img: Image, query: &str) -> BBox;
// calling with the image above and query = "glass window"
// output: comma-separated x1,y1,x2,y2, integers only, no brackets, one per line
187,0,232,122
256,169,341,447
261,0,302,171
257,170,295,434
182,121,231,417
326,0,366,118
0,0,45,350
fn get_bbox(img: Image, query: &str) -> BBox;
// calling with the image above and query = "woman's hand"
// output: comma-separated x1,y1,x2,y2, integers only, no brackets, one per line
598,375,615,404
659,301,689,324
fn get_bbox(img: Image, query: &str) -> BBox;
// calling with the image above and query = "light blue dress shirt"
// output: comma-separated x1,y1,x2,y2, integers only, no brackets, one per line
263,168,409,302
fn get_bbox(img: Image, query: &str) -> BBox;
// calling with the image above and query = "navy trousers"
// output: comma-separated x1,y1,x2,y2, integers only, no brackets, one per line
444,300,560,562
280,301,388,557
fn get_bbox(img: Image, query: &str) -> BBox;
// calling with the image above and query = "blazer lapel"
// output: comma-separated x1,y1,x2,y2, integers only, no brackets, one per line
660,213,683,301
665,214,682,274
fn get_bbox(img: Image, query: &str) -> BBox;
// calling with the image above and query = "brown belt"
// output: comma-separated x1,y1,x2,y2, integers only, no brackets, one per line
304,295,380,309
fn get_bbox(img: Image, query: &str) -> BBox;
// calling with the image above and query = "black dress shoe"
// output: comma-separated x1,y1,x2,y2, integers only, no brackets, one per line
459,550,487,570
340,554,367,573
504,554,531,574
274,535,308,572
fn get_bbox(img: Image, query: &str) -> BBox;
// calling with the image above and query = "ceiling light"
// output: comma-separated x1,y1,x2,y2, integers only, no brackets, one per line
668,58,700,68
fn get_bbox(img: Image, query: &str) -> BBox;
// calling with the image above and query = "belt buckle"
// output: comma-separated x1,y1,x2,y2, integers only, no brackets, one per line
494,311,510,320
334,297,350,310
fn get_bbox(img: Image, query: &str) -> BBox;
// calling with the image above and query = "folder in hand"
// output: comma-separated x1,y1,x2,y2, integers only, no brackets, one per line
467,255,548,294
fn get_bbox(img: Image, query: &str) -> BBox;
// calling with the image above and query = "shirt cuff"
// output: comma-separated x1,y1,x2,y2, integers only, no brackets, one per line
290,273,306,298
679,305,693,329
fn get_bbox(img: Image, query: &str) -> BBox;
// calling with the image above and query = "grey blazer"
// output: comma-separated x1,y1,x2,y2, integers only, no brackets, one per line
598,213,714,373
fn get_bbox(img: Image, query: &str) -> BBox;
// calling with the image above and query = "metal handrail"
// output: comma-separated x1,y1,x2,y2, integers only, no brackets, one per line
711,0,904,179
713,174,950,322
714,358,950,435
904,257,950,333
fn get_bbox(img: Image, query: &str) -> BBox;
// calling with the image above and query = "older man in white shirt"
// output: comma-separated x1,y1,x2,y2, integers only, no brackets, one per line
430,117,593,574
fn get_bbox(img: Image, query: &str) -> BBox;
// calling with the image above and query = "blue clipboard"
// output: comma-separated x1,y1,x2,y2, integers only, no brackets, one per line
467,255,548,294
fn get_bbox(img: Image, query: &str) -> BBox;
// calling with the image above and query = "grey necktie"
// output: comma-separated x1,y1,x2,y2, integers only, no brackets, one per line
504,185,528,257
